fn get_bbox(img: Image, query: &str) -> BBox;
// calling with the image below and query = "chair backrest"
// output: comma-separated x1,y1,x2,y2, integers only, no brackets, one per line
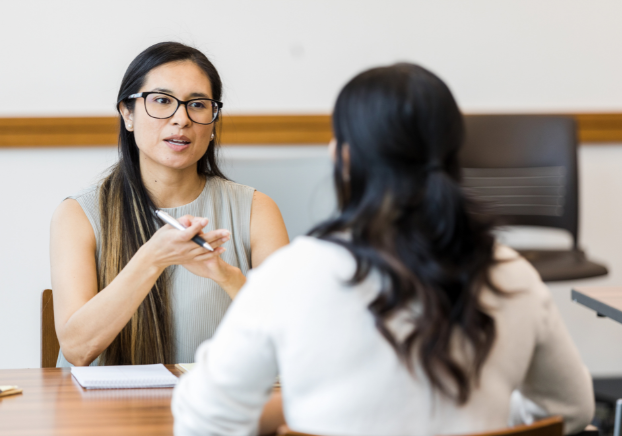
462,417,564,436
276,416,563,436
460,115,579,248
41,289,60,368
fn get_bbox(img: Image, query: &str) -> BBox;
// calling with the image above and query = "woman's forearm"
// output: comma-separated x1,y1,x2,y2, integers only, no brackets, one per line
58,247,165,366
259,391,285,435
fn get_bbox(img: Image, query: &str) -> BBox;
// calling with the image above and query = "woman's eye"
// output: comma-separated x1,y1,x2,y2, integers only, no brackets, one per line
155,97,171,104
189,101,207,110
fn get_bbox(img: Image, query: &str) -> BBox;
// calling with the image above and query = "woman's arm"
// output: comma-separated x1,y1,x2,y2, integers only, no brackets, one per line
259,391,285,435
516,287,594,434
171,272,282,435
249,191,290,267
50,200,225,366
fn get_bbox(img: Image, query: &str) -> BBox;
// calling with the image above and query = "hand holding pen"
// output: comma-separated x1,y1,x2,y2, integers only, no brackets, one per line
162,213,241,294
155,210,215,251
141,211,231,271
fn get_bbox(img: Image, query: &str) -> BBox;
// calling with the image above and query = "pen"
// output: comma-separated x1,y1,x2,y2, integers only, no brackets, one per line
154,210,214,252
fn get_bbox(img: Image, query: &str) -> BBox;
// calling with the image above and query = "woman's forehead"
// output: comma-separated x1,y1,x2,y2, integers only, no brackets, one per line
142,61,213,98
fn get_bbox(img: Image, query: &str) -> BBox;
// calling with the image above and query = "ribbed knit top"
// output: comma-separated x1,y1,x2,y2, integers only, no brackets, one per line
56,176,255,367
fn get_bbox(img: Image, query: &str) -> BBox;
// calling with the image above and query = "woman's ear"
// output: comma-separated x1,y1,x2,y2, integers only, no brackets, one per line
342,144,350,182
329,138,337,162
329,139,350,182
119,102,134,132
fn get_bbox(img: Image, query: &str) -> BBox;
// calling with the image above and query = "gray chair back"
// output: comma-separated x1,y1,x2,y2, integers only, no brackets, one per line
460,115,579,248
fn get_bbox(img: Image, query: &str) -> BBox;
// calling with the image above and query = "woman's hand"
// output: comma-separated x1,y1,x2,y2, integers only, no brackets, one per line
140,215,215,270
178,216,247,299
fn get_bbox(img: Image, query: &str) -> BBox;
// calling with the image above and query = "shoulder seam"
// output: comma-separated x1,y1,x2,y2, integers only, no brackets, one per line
67,185,99,201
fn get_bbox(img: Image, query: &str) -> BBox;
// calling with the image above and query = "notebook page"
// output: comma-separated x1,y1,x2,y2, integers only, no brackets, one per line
71,364,178,389
176,363,195,373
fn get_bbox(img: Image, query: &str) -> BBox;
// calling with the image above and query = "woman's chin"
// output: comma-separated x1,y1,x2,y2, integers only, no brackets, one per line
154,155,201,172
139,147,207,172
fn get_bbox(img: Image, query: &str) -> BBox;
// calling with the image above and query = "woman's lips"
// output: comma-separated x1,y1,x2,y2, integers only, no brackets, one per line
164,137,191,152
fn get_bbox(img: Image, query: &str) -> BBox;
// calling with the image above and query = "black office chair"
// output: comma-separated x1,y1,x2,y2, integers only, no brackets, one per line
460,115,607,282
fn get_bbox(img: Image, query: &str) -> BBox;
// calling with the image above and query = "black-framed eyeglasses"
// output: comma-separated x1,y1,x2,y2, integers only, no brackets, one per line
126,92,223,125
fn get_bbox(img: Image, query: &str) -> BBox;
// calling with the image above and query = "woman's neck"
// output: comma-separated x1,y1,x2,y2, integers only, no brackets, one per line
140,160,206,209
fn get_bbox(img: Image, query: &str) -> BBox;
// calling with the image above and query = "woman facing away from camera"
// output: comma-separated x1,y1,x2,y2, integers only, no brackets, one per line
172,63,594,435
50,42,289,373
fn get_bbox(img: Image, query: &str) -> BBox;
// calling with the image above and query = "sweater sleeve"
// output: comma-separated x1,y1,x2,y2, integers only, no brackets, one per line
171,270,279,436
517,284,595,434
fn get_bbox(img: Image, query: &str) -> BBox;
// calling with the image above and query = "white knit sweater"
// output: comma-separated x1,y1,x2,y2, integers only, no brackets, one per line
172,237,594,436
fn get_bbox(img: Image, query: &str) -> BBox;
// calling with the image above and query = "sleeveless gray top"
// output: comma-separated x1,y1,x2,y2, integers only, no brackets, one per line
56,177,255,367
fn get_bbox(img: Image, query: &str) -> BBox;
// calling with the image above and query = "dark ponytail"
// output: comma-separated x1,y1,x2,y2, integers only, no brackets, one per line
310,63,499,404
98,42,226,365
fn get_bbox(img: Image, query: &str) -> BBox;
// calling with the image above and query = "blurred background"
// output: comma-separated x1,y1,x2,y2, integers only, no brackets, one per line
2,0,622,385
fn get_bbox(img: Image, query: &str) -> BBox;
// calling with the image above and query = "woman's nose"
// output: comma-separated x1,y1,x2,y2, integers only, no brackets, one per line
171,104,192,127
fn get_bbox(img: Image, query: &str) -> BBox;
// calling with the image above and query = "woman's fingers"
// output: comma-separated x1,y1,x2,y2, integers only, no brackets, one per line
154,215,226,263
177,215,192,227
179,218,208,241
205,234,230,250
188,245,209,257
178,215,209,229
202,229,230,244
193,247,225,261
189,216,209,229
184,233,228,260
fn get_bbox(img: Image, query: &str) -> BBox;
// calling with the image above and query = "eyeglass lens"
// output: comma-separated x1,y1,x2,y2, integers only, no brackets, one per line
145,93,219,124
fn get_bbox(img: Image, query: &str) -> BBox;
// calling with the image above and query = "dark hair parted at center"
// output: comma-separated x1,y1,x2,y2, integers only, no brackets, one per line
98,42,226,365
310,63,501,404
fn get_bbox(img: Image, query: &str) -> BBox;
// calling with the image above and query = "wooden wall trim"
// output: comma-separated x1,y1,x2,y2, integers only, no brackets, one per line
220,115,332,145
0,115,333,148
0,117,119,148
574,113,622,143
0,113,621,147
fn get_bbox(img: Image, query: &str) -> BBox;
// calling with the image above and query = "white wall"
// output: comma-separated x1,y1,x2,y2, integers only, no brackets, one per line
3,1,622,373
1,0,622,116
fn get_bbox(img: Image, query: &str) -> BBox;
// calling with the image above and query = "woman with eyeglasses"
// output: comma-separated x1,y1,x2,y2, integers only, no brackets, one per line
171,63,593,435
49,42,289,375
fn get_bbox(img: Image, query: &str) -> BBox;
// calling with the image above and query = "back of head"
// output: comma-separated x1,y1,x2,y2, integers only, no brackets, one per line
312,63,498,404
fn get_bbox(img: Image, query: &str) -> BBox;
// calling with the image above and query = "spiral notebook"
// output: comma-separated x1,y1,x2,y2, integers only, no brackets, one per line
71,364,178,389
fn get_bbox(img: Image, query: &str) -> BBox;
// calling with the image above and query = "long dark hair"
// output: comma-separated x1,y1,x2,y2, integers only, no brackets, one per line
98,42,226,365
310,63,500,404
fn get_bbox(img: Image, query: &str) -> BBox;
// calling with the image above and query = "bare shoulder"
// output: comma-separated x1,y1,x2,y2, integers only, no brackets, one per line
251,191,280,214
250,191,286,232
250,191,287,231
51,199,96,248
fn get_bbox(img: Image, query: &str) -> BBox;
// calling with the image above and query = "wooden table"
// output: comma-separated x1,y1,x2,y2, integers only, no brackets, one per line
572,286,622,324
0,364,182,435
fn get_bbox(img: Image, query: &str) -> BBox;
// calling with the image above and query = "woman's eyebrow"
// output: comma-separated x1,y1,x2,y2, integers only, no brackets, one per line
188,92,211,98
150,88,211,99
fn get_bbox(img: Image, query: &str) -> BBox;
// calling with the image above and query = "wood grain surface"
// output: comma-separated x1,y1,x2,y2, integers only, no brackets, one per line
0,365,182,436
1,113,621,148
